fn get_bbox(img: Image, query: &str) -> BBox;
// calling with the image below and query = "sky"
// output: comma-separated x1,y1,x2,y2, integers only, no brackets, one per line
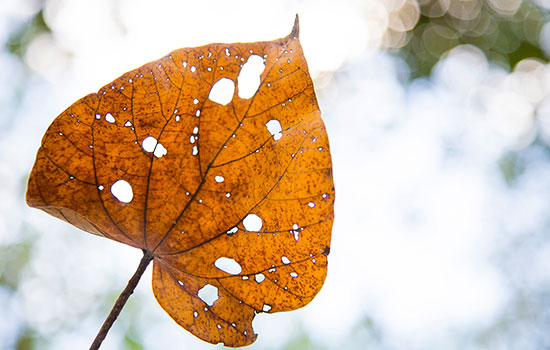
1,0,550,349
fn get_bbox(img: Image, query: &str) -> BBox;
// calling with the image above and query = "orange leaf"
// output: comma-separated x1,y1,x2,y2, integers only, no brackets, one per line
26,16,334,347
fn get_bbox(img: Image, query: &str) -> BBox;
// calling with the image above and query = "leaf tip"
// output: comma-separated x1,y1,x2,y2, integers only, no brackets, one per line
290,14,300,39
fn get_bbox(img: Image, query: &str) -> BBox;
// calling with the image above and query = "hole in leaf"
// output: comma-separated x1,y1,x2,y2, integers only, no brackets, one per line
142,136,157,152
214,257,242,275
281,256,291,264
290,272,298,278
265,120,283,141
226,227,238,235
262,304,272,312
197,284,218,306
308,201,315,208
111,180,133,203
237,55,265,99
193,311,198,318
142,136,167,158
255,273,265,283
153,143,167,158
209,78,235,105
105,113,115,123
215,175,225,183
243,214,262,232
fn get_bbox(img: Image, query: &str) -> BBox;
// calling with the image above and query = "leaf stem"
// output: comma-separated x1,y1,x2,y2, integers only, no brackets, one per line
90,249,154,350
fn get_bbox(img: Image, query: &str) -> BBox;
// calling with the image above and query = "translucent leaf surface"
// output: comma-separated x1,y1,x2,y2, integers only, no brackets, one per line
26,16,334,347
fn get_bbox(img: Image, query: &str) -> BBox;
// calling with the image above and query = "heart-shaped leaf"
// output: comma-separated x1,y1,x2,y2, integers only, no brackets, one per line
26,16,334,347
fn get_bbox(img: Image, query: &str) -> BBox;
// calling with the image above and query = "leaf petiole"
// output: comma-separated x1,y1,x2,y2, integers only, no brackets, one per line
89,249,153,350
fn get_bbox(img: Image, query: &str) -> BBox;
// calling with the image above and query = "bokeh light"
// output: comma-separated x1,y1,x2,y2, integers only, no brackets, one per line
1,0,549,349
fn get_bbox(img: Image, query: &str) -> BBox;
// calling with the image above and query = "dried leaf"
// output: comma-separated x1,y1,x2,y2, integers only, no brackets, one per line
26,16,334,347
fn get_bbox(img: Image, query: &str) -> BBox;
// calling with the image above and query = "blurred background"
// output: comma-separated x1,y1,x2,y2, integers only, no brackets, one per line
1,0,549,348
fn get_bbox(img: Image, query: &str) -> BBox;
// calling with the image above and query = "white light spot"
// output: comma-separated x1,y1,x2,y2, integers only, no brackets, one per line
214,257,242,275
217,324,222,329
281,256,291,265
175,115,180,122
225,48,230,56
243,214,262,232
193,98,199,104
190,135,196,144
192,145,198,155
193,311,198,318
193,126,199,134
105,113,115,123
215,176,225,183
242,276,249,280
98,185,104,190
263,304,272,312
308,202,316,208
195,109,201,117
198,284,218,306
124,120,132,127
95,114,100,119
265,120,283,141
227,227,238,235
190,65,196,72
255,273,265,283
293,224,299,230
237,55,265,99
209,78,235,106
111,180,133,203
293,231,299,241
182,61,187,68
225,192,231,198
290,272,298,278
178,280,183,286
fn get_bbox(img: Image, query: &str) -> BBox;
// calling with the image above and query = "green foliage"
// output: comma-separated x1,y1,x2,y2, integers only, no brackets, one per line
0,240,33,291
398,0,549,79
6,10,50,59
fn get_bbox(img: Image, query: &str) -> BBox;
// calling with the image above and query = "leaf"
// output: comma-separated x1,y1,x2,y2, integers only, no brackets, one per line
26,16,334,347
